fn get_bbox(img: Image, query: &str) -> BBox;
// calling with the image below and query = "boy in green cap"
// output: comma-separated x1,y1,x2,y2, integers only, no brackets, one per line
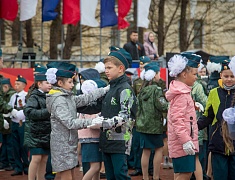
87,46,137,180
8,75,29,176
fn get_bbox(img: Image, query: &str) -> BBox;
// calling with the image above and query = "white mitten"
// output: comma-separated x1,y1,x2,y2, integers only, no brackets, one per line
195,102,204,112
81,80,98,94
3,119,9,129
11,109,18,118
3,113,11,118
163,118,167,126
103,85,110,93
183,141,195,155
87,116,104,129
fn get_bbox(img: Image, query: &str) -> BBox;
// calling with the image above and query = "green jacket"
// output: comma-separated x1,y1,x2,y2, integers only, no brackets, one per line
191,80,208,145
0,88,15,134
136,85,168,134
133,77,143,95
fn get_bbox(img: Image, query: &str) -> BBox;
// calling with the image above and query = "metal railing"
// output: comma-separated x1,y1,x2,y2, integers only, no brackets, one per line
3,56,166,69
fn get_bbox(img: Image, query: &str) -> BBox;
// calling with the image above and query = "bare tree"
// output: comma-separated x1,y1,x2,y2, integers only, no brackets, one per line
149,0,180,56
157,0,165,56
179,0,189,52
11,17,20,46
25,19,34,48
50,2,61,59
1,20,5,45
62,24,80,59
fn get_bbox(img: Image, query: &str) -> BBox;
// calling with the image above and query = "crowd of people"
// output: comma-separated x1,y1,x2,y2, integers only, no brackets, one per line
0,31,235,180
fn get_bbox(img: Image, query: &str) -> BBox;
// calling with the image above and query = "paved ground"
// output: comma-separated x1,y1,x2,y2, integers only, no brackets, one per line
0,166,174,180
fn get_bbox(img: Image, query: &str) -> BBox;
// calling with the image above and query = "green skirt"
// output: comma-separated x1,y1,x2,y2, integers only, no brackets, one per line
172,155,196,173
30,147,50,155
139,132,163,149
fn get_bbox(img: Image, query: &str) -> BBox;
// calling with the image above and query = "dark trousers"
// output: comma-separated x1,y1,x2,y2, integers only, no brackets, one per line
103,153,130,180
0,133,15,168
12,122,29,173
211,152,235,180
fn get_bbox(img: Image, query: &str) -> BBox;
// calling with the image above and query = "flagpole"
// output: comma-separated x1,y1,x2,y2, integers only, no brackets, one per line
61,0,64,60
20,21,23,68
99,28,102,60
40,22,43,60
61,25,64,60
136,0,139,34
0,19,2,49
80,23,83,68
20,21,23,46
80,0,83,67
117,29,120,47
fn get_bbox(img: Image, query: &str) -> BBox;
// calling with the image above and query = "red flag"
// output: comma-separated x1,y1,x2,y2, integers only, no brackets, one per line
118,0,131,29
0,0,18,21
63,0,80,25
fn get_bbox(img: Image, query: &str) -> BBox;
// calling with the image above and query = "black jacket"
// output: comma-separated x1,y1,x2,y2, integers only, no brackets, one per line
99,75,137,154
123,41,145,61
198,87,235,155
24,89,51,149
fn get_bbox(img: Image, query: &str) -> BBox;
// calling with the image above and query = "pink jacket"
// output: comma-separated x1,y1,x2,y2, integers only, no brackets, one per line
78,114,100,140
166,80,199,158
143,32,158,60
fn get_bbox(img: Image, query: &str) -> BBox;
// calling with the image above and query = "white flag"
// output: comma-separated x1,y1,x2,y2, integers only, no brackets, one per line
81,0,99,27
20,0,38,21
137,0,151,28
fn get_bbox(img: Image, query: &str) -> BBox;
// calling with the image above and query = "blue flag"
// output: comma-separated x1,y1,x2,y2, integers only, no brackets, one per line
42,0,60,22
100,0,118,28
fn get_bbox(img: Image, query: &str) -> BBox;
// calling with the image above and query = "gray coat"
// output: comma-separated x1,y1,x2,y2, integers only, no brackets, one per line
46,87,106,172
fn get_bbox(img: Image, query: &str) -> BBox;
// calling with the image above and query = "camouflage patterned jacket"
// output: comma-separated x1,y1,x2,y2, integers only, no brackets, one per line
0,88,15,134
136,85,168,134
191,80,208,145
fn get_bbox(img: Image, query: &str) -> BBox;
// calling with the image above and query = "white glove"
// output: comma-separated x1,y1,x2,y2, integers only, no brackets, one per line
183,141,195,155
3,120,9,129
87,116,104,129
3,113,11,118
195,102,204,112
11,109,18,118
103,85,110,93
163,118,167,126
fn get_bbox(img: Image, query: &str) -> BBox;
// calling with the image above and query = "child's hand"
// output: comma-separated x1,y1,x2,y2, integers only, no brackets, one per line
195,102,204,112
11,109,18,118
183,141,195,155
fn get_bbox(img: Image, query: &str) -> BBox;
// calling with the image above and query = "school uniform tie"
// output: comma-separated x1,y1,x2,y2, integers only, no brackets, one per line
14,95,19,108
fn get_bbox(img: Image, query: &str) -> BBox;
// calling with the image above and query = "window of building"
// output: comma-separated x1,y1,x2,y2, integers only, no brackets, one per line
194,20,203,49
